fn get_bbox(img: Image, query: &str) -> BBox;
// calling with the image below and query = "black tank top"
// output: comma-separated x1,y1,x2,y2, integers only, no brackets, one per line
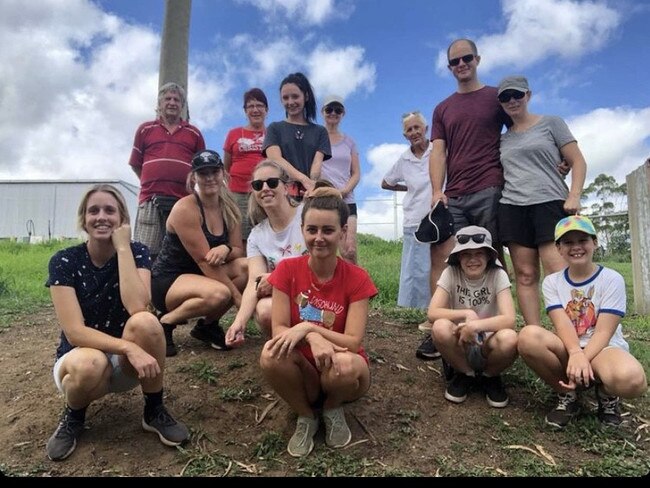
152,193,230,277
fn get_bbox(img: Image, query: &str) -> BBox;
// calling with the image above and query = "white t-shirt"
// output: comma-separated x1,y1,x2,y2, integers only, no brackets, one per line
437,265,511,318
542,265,628,350
382,142,432,227
246,205,307,271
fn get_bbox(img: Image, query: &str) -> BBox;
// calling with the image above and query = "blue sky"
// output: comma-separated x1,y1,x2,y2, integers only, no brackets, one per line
1,0,648,239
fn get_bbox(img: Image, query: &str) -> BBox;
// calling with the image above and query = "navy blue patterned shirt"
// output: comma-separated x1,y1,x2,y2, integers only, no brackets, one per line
46,241,151,359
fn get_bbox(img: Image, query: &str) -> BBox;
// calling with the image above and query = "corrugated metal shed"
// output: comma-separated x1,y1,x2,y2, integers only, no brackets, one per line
0,180,139,239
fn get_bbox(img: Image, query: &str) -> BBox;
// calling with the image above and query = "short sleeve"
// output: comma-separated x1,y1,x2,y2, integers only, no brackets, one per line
46,249,77,288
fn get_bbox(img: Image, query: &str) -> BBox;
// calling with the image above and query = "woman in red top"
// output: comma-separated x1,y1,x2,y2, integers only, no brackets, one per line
223,88,268,251
260,184,377,458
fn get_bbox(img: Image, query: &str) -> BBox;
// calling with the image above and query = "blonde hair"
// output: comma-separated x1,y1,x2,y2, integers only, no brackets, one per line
248,159,296,226
185,172,241,232
77,184,130,232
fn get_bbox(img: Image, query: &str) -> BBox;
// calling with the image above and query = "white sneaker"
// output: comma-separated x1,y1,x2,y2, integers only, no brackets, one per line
287,415,319,457
322,407,352,448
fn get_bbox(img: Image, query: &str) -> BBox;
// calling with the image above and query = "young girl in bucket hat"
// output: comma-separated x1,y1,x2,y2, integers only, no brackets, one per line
428,225,518,407
518,215,647,429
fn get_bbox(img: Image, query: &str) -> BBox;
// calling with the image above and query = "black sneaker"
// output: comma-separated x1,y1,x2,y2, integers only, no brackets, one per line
545,391,580,428
190,319,231,351
162,323,177,357
596,385,622,427
441,358,456,382
444,372,473,403
142,404,190,446
482,375,509,408
415,334,441,360
46,407,85,461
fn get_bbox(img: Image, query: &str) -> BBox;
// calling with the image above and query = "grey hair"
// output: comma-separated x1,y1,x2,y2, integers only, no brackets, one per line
402,110,427,130
156,82,187,116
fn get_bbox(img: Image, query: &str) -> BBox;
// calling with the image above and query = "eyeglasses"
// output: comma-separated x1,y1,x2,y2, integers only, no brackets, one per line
245,103,266,111
251,177,282,191
497,90,527,103
457,233,486,244
448,54,475,67
324,106,343,115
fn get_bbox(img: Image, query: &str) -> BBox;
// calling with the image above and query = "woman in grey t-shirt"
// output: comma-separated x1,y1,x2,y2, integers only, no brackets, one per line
496,75,587,327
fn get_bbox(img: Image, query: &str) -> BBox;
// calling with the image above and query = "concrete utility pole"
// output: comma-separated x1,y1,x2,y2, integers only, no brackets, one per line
159,0,192,120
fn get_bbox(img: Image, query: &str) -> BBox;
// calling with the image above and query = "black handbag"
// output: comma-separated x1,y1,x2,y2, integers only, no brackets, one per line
151,195,179,227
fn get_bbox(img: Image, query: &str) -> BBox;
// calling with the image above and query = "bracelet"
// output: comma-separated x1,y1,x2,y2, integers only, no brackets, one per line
222,243,232,253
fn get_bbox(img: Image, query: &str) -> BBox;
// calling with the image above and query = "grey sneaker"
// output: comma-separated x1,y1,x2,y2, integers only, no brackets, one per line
287,415,319,457
322,407,352,448
46,408,85,461
596,385,622,427
545,391,580,429
142,405,190,446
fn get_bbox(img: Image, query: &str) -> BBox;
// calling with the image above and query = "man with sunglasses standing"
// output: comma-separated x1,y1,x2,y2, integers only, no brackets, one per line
417,39,509,362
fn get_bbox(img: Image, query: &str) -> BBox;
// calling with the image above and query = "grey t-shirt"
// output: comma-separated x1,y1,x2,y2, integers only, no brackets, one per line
499,115,575,205
262,121,331,177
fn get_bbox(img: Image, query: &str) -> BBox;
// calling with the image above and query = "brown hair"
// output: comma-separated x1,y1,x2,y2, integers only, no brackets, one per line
243,88,268,109
77,184,130,232
301,180,349,227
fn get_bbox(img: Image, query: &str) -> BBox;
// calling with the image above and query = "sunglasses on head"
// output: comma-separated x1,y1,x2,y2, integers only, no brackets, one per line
324,106,344,115
498,90,526,103
251,177,282,191
457,233,486,244
448,54,475,67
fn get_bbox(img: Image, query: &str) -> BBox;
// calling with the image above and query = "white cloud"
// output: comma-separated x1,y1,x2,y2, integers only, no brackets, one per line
568,106,650,184
236,0,354,26
357,143,410,240
435,0,621,73
307,44,377,100
0,0,228,183
364,143,408,188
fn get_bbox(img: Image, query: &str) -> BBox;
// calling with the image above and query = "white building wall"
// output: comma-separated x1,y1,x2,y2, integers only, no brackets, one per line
0,180,139,239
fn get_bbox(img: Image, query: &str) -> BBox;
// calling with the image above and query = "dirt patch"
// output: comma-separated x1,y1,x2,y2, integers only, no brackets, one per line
0,307,647,477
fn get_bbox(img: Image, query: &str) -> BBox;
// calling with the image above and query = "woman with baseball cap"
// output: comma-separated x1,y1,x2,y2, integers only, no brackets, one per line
151,149,248,357
496,75,588,328
313,95,361,263
518,215,647,429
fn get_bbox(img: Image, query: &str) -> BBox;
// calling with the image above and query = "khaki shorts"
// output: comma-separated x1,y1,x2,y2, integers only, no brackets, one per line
232,192,253,239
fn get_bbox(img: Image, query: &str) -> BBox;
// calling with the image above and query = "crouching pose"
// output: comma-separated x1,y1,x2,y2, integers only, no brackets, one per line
259,185,377,457
45,184,189,462
429,226,518,407
518,215,647,428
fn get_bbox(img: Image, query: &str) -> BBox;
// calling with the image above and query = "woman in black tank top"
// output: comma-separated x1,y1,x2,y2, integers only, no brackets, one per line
151,150,248,357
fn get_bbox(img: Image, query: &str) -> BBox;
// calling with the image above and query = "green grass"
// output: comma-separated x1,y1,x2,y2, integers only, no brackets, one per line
1,235,648,476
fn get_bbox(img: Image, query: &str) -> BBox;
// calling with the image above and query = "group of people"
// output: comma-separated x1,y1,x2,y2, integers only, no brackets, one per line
45,71,369,462
44,38,646,464
382,39,646,423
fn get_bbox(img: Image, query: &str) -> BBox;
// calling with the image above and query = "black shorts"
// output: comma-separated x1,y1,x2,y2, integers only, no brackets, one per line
151,273,180,313
498,201,568,248
347,203,358,217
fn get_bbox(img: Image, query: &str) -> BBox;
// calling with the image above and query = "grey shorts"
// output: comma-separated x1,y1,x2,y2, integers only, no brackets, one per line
447,186,501,245
53,351,139,394
232,191,253,239
134,199,164,256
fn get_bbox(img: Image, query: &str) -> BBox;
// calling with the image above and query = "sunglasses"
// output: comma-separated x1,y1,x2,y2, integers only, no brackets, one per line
448,54,475,67
251,177,282,191
498,90,526,103
324,106,344,115
457,233,486,245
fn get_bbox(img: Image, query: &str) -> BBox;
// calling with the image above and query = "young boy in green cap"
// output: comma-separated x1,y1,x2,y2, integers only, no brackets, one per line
518,215,647,428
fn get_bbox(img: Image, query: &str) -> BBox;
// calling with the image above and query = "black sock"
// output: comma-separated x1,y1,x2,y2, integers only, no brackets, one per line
66,405,87,422
144,390,163,419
